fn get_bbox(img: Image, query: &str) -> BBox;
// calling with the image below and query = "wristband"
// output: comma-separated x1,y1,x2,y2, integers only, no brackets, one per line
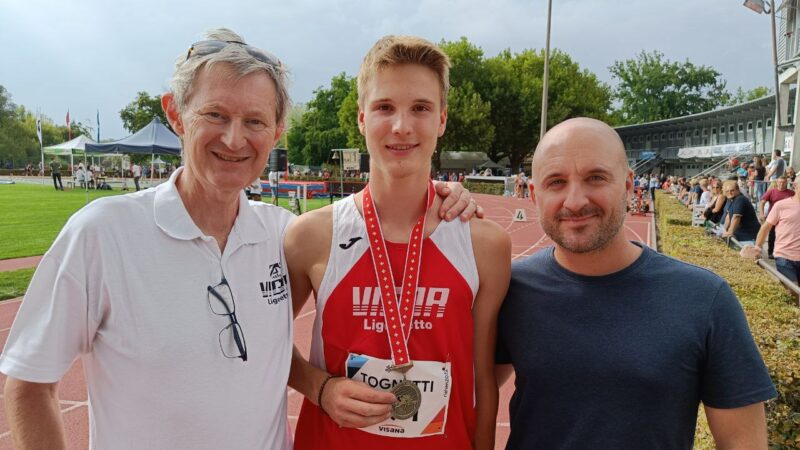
317,374,336,414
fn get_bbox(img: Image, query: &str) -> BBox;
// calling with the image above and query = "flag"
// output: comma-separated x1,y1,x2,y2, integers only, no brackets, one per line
96,109,100,142
36,116,42,145
66,109,71,140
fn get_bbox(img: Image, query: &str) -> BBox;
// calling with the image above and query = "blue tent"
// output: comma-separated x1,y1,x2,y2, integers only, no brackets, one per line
85,118,181,155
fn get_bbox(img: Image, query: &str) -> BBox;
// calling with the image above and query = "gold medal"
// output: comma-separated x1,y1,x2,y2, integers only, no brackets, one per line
390,379,422,420
363,182,434,421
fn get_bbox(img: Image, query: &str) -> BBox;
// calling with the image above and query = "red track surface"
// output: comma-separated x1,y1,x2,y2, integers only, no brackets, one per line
0,194,654,449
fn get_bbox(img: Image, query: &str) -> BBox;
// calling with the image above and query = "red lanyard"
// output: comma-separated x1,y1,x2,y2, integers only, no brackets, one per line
362,181,435,371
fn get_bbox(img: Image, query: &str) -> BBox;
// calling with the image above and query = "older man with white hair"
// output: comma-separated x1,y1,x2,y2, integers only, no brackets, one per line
0,28,481,450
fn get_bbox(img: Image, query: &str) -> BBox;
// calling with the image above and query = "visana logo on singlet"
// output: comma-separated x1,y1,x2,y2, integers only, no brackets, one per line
353,286,448,332
260,262,288,305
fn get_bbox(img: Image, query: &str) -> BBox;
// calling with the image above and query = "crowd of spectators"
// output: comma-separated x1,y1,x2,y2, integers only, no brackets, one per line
663,154,799,286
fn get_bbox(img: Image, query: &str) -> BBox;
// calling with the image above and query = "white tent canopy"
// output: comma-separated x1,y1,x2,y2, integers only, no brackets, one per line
43,135,97,156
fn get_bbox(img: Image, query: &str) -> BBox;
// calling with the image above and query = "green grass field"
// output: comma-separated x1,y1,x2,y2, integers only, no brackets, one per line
0,268,34,301
0,182,334,260
0,182,335,300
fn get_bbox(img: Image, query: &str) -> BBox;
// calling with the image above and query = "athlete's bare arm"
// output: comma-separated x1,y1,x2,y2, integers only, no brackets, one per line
284,206,395,428
469,219,511,450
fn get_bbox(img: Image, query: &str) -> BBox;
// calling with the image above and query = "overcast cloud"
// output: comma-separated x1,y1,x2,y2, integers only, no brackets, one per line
1,0,775,140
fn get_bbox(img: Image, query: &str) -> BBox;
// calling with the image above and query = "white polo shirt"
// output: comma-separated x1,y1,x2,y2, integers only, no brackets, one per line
0,168,295,450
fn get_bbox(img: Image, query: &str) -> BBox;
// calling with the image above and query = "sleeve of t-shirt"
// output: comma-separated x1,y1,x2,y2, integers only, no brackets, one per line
729,196,746,216
0,234,93,383
700,282,777,408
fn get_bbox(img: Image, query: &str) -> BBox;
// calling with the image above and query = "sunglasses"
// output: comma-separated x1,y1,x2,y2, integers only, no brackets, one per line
185,39,281,68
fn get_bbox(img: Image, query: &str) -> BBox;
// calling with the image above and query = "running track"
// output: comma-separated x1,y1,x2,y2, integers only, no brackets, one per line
0,194,654,449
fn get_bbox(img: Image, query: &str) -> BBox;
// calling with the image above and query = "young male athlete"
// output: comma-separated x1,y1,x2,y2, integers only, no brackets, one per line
285,35,511,450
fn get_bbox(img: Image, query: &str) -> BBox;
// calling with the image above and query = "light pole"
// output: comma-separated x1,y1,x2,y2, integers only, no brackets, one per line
743,0,782,147
540,0,553,142
330,149,344,203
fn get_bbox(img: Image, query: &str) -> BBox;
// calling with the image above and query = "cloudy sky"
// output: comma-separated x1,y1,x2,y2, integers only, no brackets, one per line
1,0,775,140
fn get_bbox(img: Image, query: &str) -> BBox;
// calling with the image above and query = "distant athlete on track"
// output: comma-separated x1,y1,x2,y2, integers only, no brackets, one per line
285,35,511,450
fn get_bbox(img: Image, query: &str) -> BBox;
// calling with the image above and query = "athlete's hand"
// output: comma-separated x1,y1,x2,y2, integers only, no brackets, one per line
319,377,396,428
436,182,485,222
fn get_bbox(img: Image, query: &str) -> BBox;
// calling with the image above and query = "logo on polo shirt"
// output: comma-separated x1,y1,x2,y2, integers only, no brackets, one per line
260,262,288,305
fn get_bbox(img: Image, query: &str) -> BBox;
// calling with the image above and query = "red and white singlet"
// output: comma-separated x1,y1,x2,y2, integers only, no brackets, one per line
294,196,479,449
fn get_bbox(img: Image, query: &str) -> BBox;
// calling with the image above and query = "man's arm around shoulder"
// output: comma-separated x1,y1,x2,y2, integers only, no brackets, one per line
470,219,511,450
4,377,66,449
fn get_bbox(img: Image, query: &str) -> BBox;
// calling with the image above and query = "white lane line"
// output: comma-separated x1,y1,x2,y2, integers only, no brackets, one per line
623,224,644,243
297,309,316,320
61,402,88,413
512,233,550,261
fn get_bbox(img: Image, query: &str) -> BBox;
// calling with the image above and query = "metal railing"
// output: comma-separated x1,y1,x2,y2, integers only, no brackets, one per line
757,259,800,303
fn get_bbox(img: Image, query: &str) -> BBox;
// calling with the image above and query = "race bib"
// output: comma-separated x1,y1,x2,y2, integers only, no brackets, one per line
346,353,451,438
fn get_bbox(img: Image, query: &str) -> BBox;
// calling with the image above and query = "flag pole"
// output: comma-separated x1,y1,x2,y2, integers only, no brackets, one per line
37,113,44,185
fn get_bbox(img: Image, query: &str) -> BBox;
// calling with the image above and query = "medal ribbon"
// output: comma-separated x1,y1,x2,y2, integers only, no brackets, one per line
362,180,435,371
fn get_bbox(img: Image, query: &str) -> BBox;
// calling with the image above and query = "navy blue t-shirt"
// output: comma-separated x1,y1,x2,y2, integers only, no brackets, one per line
496,244,776,450
725,194,760,242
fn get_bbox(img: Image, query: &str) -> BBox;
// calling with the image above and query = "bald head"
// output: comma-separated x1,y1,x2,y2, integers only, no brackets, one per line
532,117,628,183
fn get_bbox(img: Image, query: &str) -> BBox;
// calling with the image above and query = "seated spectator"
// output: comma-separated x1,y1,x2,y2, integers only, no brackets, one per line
703,183,727,224
75,164,86,189
721,180,760,245
697,178,711,206
787,166,796,183
689,178,703,205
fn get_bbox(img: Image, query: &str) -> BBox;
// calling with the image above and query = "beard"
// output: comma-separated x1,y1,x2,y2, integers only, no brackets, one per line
539,192,628,254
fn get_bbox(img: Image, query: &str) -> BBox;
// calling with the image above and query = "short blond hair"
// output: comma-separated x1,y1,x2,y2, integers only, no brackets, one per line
722,180,739,192
357,35,450,109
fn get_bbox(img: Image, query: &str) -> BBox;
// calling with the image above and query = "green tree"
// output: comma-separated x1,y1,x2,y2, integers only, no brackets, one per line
727,86,771,105
338,78,365,151
609,51,730,124
0,87,25,165
0,85,97,168
65,119,93,142
119,91,169,134
436,38,495,170
440,38,486,93
287,73,352,165
287,114,307,165
435,82,494,170
484,49,611,169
